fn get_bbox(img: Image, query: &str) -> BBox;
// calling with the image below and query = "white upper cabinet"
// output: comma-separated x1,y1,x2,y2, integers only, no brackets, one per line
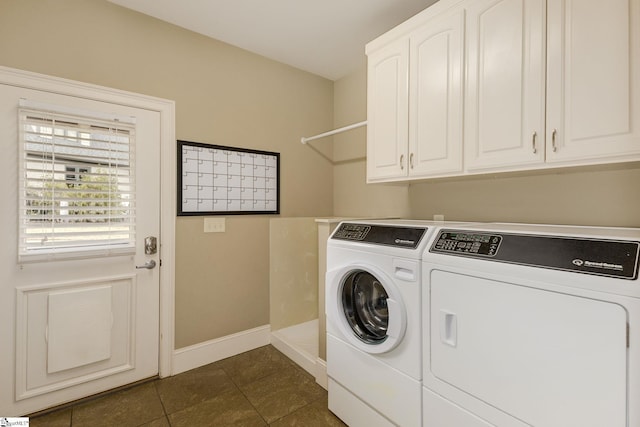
366,38,409,182
465,0,640,172
464,0,546,172
366,0,640,181
409,10,465,177
366,4,465,182
546,0,640,164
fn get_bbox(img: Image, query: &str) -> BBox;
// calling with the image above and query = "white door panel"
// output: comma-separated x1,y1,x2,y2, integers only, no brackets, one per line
430,270,627,427
546,0,640,162
366,39,410,181
0,83,160,415
409,9,464,177
465,0,546,171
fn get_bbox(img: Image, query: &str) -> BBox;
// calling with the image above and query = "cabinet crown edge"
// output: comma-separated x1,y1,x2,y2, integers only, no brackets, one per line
365,0,466,54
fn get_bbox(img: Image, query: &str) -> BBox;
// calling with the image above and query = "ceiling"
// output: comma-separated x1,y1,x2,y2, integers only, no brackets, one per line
107,0,438,81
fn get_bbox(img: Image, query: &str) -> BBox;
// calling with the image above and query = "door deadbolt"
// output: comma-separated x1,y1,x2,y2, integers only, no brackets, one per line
144,236,157,255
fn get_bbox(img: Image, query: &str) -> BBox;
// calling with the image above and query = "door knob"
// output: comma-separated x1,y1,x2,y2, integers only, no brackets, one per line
136,260,157,270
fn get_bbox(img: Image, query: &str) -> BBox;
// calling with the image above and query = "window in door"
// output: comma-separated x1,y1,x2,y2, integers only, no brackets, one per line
18,102,136,262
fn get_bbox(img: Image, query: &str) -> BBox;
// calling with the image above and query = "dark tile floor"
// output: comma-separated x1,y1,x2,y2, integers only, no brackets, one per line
30,345,346,427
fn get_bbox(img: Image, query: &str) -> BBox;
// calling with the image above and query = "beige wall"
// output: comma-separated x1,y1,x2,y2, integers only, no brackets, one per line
409,165,640,227
333,64,640,228
0,0,334,348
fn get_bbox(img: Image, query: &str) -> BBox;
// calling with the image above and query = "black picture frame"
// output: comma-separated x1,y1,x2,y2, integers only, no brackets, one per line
177,140,280,216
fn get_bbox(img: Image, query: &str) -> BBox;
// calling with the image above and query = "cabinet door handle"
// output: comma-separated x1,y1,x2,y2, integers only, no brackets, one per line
400,154,404,170
532,131,537,154
551,129,558,152
409,153,414,169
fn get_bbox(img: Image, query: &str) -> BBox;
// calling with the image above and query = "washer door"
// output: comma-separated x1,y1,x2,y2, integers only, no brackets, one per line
327,264,407,354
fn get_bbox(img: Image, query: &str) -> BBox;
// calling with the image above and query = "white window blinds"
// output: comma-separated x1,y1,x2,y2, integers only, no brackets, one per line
18,102,136,262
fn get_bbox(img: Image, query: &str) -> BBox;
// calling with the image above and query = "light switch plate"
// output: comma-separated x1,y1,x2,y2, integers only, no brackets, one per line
204,217,226,233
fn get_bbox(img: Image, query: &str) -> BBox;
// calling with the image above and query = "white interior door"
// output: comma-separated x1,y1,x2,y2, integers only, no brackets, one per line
0,82,161,415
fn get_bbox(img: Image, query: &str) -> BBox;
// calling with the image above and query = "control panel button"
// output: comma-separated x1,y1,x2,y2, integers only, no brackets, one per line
333,224,371,241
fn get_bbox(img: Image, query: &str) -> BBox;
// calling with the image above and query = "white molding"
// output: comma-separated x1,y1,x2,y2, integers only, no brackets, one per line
0,66,176,380
268,321,327,389
271,326,318,376
157,86,176,379
172,325,271,375
315,357,328,390
0,66,174,110
271,328,317,376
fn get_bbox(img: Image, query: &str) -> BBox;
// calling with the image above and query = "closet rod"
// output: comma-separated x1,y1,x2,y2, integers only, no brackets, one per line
301,120,367,144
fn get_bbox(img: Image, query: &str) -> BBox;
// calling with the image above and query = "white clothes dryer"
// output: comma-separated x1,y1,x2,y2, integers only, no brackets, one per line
326,220,464,427
421,223,640,427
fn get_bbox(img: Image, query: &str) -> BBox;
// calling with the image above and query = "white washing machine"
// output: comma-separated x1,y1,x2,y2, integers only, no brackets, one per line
421,223,640,427
326,220,464,427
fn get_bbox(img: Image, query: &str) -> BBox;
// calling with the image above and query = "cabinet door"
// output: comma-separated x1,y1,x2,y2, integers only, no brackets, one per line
409,10,464,177
366,39,409,182
465,0,546,172
546,0,640,163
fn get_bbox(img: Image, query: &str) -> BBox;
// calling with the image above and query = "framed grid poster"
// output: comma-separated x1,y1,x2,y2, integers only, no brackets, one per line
177,140,280,215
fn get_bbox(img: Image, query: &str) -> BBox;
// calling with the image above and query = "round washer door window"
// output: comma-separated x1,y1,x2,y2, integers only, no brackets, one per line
341,270,390,344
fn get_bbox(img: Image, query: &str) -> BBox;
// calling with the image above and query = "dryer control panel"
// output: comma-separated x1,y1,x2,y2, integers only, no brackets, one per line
431,229,640,280
432,231,502,256
332,223,427,249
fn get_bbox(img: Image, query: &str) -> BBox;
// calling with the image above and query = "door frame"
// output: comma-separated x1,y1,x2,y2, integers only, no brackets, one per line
0,65,176,378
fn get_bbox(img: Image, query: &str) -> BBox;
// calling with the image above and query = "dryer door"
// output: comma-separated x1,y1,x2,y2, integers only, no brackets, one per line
327,264,406,354
427,269,628,427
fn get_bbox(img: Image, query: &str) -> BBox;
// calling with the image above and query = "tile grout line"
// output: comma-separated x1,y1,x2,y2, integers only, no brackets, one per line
152,379,173,427
29,345,335,426
221,364,271,426
224,347,325,426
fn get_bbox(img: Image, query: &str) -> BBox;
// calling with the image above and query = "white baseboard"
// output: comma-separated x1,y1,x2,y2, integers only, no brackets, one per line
271,328,316,376
171,323,328,390
172,324,271,375
270,332,327,390
315,357,328,390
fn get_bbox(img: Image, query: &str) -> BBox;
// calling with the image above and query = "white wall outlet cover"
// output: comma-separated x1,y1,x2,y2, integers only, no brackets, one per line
204,217,226,233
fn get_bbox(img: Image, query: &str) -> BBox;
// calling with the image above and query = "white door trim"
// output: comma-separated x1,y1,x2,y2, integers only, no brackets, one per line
0,66,176,379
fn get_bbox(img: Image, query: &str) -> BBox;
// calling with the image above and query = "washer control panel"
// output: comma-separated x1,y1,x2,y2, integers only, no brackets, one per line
432,232,502,256
331,223,427,249
332,223,371,241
